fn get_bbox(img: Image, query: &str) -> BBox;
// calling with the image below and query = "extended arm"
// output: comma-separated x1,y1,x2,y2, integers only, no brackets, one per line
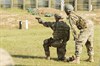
36,17,54,27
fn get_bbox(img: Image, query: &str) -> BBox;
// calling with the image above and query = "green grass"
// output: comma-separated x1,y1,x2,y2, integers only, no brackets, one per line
0,24,100,66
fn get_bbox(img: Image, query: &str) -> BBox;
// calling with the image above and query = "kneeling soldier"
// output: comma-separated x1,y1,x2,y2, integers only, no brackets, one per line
36,14,70,61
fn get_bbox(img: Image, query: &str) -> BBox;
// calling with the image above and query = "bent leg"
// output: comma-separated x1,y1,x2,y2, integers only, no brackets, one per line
85,40,94,56
75,29,92,57
73,29,90,64
85,34,94,62
43,39,50,59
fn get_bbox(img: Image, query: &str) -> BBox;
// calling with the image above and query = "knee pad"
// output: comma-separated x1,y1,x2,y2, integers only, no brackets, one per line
43,37,53,45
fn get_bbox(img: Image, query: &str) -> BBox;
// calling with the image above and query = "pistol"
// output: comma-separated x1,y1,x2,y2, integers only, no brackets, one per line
35,17,41,20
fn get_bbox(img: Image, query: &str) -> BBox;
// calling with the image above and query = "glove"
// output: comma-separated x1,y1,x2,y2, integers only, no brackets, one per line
35,17,43,24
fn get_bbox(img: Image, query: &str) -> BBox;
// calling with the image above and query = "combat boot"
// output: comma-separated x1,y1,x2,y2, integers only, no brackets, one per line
86,56,94,62
71,56,80,64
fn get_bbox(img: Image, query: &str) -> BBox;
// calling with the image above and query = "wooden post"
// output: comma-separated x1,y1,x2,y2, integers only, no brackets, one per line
11,0,13,8
23,0,25,10
88,0,92,11
19,21,22,29
74,0,77,11
53,0,55,8
49,0,51,8
0,0,1,8
36,0,38,9
61,0,64,11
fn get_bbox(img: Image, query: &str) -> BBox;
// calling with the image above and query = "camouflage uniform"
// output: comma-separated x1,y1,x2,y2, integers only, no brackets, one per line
38,19,70,60
64,4,94,63
70,14,94,57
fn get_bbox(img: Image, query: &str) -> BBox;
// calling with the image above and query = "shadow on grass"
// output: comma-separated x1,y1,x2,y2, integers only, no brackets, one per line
15,64,35,66
12,54,58,61
12,54,62,65
15,64,38,66
12,54,45,59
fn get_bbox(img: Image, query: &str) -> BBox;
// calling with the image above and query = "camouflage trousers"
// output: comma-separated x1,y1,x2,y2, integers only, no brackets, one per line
43,37,66,60
75,28,94,57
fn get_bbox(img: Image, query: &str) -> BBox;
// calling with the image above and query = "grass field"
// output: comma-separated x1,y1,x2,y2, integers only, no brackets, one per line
0,24,100,66
0,8,100,66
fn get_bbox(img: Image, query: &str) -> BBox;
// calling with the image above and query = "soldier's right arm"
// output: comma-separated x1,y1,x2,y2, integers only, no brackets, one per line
36,17,43,24
68,16,78,40
35,17,53,27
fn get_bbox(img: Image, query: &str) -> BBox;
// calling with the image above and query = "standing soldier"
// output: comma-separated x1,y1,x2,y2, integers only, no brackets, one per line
64,4,94,64
36,14,70,61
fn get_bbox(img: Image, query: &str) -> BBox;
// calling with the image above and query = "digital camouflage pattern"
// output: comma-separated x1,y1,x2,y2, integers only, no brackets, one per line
69,14,94,57
64,4,94,63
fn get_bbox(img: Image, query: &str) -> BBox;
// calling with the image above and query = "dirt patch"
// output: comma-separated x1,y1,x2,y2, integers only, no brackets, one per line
0,8,100,29
0,13,37,28
38,7,65,14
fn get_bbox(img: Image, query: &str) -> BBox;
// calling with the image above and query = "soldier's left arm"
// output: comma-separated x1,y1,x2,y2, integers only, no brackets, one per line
36,17,54,27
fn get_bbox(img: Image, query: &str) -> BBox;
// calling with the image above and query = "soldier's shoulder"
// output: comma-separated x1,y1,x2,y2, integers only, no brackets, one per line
62,22,70,29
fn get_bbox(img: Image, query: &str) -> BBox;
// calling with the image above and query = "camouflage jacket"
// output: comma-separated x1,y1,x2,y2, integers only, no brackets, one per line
69,14,94,30
41,21,70,41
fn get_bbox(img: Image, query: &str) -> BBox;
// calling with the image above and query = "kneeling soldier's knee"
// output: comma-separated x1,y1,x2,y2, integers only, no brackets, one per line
43,39,51,47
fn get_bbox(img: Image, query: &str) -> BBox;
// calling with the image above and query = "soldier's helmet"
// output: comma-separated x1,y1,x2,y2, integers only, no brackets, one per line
54,14,63,19
64,4,74,13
